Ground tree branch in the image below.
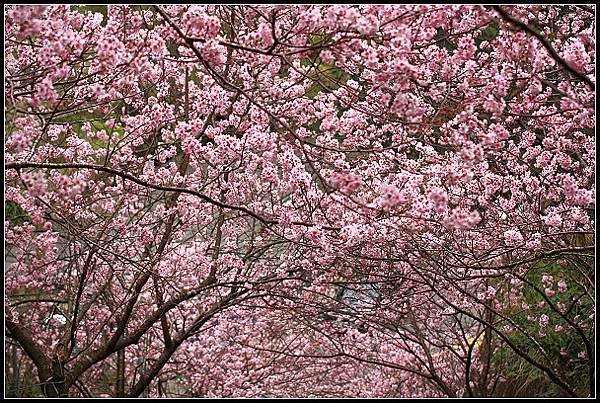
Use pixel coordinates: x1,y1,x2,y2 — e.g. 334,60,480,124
5,315,52,385
493,5,595,90
6,161,271,224
6,161,341,230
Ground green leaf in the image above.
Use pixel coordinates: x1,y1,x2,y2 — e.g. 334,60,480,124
5,201,31,226
476,20,499,46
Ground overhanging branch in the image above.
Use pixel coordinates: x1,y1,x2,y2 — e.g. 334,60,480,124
493,5,595,91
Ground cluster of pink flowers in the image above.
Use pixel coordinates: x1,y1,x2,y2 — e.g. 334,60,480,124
182,6,221,39
330,172,363,194
428,186,448,213
503,229,524,247
3,4,594,398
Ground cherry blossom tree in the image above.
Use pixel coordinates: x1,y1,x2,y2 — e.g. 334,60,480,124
4,4,594,397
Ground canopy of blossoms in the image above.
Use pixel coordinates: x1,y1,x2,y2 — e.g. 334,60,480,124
4,5,595,398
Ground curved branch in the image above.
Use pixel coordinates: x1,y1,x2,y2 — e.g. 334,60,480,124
5,315,52,384
6,161,341,230
6,161,271,224
493,5,595,91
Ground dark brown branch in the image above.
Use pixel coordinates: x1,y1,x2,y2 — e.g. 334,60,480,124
6,161,341,231
493,5,595,91
6,161,271,224
5,315,52,385
575,5,595,14
127,289,247,397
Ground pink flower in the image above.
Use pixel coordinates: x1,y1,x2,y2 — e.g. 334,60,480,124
503,229,523,247
330,172,363,194
427,186,448,213
544,287,555,298
557,280,568,293
526,234,542,251
377,184,402,210
563,39,591,73
445,207,481,230
543,213,563,228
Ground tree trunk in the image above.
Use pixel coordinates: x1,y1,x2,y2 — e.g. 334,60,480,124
116,348,125,397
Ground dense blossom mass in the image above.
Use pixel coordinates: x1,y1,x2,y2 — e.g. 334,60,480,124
4,5,595,398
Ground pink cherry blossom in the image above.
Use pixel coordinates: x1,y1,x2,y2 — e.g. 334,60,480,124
4,4,594,399
504,229,524,247
557,280,568,293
